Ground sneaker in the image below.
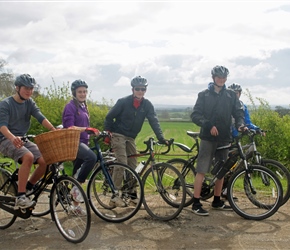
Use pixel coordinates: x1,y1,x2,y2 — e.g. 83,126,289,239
69,205,87,216
15,195,36,209
70,186,84,203
109,195,126,207
212,200,232,210
191,203,209,216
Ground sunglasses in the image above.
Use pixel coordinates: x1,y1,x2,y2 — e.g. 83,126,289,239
134,87,146,92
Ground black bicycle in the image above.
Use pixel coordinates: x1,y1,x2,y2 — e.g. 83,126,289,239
86,130,144,223
127,137,186,221
0,134,91,243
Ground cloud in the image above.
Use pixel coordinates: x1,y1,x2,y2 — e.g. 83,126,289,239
1,1,290,107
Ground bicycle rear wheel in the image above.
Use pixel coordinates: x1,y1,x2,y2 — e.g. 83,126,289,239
167,158,195,207
0,168,17,229
227,165,283,220
260,159,290,206
50,176,91,243
142,162,186,221
87,162,143,223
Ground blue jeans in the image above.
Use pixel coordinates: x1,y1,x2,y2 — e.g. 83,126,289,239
73,142,97,183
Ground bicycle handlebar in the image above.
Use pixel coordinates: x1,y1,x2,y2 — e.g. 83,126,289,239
137,138,174,154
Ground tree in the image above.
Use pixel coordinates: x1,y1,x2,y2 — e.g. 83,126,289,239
0,59,14,98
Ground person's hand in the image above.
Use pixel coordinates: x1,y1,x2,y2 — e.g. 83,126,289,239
12,136,23,149
210,126,219,136
238,125,248,133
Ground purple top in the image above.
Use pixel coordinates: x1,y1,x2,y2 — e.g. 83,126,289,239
62,100,90,144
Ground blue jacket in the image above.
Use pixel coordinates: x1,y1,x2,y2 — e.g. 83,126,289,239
104,94,165,141
232,101,259,137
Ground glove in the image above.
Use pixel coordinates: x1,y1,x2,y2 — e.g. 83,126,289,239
85,127,100,135
104,131,112,145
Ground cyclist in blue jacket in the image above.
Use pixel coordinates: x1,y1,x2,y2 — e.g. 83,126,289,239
228,83,264,137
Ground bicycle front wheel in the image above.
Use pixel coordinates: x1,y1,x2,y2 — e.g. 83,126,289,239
142,162,186,221
50,176,91,243
87,162,143,223
227,165,283,220
32,183,52,217
0,168,17,229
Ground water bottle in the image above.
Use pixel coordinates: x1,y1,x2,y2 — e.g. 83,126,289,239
211,160,224,175
216,154,238,179
135,161,145,174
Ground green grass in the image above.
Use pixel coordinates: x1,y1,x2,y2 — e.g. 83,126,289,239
135,121,200,161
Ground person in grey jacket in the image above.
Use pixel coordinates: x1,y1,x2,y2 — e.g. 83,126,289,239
104,76,167,207
190,65,245,216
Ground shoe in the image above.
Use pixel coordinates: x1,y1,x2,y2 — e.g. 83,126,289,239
70,186,84,203
109,195,126,207
69,205,87,216
15,195,36,209
191,203,209,216
212,200,232,210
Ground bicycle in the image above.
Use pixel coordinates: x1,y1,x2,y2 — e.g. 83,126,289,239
86,129,144,223
0,132,91,243
167,130,283,220
167,129,290,207
127,137,186,221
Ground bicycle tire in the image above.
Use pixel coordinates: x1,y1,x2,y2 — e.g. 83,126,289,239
50,176,91,243
166,158,195,207
227,165,283,220
87,162,143,223
259,159,290,206
142,162,186,221
31,183,52,217
0,168,17,229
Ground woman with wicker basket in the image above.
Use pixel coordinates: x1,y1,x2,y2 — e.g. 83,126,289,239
0,74,56,209
62,79,99,215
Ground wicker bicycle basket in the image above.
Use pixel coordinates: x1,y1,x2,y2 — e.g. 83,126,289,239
34,129,80,165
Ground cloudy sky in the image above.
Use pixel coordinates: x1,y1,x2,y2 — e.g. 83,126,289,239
1,1,290,107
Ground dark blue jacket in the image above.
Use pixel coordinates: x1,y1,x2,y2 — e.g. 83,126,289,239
104,94,165,141
191,83,244,142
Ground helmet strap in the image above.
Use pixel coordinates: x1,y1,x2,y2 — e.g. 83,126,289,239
16,87,28,101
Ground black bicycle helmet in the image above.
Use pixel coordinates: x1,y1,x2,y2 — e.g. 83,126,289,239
71,79,88,91
14,74,37,88
131,76,148,87
211,65,229,78
228,83,242,92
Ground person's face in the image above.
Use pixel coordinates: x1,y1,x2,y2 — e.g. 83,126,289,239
213,76,227,87
18,86,34,99
235,91,242,99
133,86,147,99
75,86,87,102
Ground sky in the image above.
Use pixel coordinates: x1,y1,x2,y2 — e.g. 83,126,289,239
1,1,290,108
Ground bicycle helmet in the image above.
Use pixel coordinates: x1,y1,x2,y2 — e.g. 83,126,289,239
228,83,242,92
14,74,37,88
211,65,229,78
131,76,148,87
71,79,88,91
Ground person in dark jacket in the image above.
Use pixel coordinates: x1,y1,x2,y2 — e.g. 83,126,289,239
190,65,245,216
104,76,167,207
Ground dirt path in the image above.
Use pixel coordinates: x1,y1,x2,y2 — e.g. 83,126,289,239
1,200,290,250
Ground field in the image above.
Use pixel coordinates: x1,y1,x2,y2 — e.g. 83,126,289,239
134,121,200,162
